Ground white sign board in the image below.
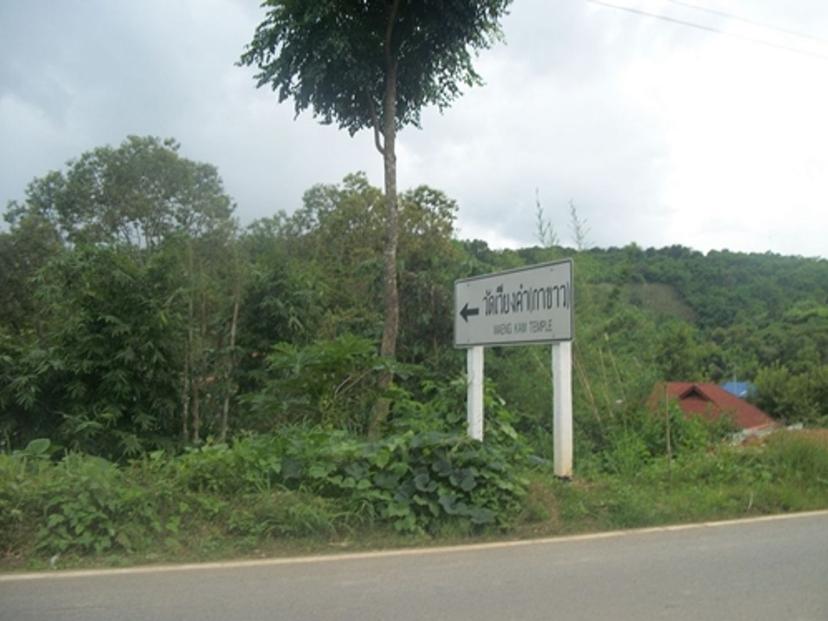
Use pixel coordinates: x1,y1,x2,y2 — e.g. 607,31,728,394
454,259,573,348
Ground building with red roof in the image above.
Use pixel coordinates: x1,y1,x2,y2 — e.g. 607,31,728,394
651,382,777,431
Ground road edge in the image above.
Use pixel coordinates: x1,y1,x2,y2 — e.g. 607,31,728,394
3,508,827,582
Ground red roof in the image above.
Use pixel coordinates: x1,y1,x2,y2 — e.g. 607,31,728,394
651,382,777,430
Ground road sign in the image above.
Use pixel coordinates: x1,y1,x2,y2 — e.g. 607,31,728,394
455,259,575,476
454,259,573,348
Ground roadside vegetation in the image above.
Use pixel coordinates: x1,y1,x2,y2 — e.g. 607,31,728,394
3,418,827,571
2,137,828,571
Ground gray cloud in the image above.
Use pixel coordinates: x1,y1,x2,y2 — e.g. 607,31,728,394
2,0,827,258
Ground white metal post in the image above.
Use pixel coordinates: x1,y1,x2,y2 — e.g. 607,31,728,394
552,341,573,477
467,346,484,441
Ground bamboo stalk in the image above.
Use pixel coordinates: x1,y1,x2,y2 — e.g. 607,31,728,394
596,346,615,418
665,384,673,484
574,342,603,433
605,336,628,404
219,292,240,443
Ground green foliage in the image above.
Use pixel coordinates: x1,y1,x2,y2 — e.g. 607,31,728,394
5,147,828,563
33,455,156,555
653,321,707,381
3,425,828,564
0,413,528,559
240,0,512,134
584,403,735,478
228,491,340,539
7,154,826,459
627,282,697,323
0,212,62,333
543,430,828,533
1,136,245,453
16,438,53,459
755,364,828,426
0,451,163,556
241,173,461,369
396,186,463,368
237,377,529,533
5,136,234,248
268,428,526,534
244,335,407,433
238,226,325,359
602,431,652,478
2,247,182,458
761,432,828,483
240,2,516,387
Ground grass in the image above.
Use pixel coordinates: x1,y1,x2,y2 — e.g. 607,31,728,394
2,429,827,574
627,282,697,323
515,429,828,536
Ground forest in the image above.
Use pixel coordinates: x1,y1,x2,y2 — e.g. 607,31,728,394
1,137,827,565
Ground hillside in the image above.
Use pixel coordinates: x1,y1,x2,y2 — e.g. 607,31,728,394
3,162,828,569
3,169,828,457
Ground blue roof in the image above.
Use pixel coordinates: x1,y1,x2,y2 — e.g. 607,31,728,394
721,381,756,399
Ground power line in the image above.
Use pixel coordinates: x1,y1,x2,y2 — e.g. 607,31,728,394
662,0,828,46
586,0,828,62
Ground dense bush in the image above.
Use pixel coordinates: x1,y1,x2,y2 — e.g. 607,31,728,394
550,430,828,532
755,364,828,426
0,440,163,556
1,247,183,459
242,335,408,434
4,153,828,564
0,406,529,559
4,426,828,564
572,402,736,478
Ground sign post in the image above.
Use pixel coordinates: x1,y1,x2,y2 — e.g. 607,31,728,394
454,259,574,477
467,346,484,441
552,340,573,477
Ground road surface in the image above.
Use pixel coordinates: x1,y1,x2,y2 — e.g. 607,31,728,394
2,511,827,620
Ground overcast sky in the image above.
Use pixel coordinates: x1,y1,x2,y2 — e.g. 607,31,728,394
2,0,827,257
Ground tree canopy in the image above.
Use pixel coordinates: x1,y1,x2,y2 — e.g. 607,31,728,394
3,146,828,455
5,135,234,249
240,0,512,136
241,1,513,434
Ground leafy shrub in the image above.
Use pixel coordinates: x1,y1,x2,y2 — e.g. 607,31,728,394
597,404,736,476
1,376,531,559
173,424,528,535
1,439,59,553
755,364,828,425
243,335,411,433
603,432,651,477
228,491,340,538
33,454,166,555
359,430,526,533
24,247,183,460
0,456,37,554
761,432,828,483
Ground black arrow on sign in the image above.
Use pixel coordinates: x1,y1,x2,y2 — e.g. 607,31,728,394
460,303,480,322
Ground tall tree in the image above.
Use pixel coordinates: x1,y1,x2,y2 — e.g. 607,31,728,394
240,0,512,434
2,246,184,458
3,137,243,450
0,212,62,334
5,135,234,249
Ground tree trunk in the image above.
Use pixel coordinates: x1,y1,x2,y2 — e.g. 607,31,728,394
219,293,240,443
192,285,209,445
368,3,401,438
379,64,399,363
181,367,190,442
192,380,201,445
181,241,195,443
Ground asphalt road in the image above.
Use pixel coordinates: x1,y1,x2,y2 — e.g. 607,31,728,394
2,511,827,621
